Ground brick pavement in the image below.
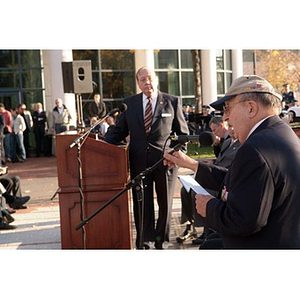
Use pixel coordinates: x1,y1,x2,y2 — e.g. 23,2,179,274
0,156,202,250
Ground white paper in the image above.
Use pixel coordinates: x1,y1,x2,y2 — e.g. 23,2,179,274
178,175,211,195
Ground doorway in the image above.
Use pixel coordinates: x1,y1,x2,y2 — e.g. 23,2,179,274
0,92,21,110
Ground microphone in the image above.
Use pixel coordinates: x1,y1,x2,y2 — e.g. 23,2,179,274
171,131,216,146
108,103,127,117
69,104,128,149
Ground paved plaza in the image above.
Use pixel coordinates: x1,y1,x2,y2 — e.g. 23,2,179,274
0,156,202,250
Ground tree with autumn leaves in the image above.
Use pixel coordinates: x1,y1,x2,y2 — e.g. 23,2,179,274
250,50,300,94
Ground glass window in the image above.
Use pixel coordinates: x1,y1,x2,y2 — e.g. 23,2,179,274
181,72,194,95
91,72,100,93
73,50,135,106
225,50,232,70
23,90,44,105
73,50,99,70
102,71,135,99
0,93,20,111
22,69,42,89
181,50,193,69
216,49,224,69
217,73,225,95
154,50,178,69
157,71,179,95
21,50,41,67
0,70,20,88
0,49,43,115
0,50,18,68
154,50,195,102
226,72,232,90
182,98,194,106
100,50,134,70
216,50,233,98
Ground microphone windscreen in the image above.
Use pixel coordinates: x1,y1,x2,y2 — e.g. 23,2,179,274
198,131,216,146
120,103,127,113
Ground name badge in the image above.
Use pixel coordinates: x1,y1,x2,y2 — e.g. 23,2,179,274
161,113,171,117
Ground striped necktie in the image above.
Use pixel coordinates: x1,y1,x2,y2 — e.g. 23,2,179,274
144,98,152,134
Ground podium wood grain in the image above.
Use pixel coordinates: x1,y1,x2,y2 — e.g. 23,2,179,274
56,132,132,249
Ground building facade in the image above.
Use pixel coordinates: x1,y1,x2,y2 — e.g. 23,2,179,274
0,49,244,149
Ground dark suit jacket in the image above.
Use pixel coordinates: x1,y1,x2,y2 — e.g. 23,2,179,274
105,91,189,175
214,139,240,168
88,101,107,119
201,115,300,249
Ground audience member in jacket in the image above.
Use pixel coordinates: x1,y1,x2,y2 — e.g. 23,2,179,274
32,102,47,157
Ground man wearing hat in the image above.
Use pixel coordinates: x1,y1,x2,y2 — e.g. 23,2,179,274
283,91,300,122
164,75,300,248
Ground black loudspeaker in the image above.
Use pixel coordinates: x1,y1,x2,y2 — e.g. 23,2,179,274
62,60,93,94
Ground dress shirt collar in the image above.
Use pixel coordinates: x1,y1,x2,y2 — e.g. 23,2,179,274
246,115,273,140
143,91,158,114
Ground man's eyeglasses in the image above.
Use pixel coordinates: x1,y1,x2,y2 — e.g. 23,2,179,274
223,100,247,114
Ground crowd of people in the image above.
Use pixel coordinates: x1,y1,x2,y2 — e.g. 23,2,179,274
0,95,119,231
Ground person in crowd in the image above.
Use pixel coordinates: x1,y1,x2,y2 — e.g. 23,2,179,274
0,178,30,229
183,104,196,135
197,105,213,133
176,124,240,245
105,115,116,135
32,102,47,157
0,103,13,163
10,108,26,163
51,98,72,134
0,215,16,230
17,103,33,158
88,93,107,120
90,117,101,135
105,66,189,249
164,75,300,249
209,116,230,157
0,165,30,210
182,104,191,122
0,113,5,166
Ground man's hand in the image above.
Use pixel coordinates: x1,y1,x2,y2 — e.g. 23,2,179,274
163,150,199,172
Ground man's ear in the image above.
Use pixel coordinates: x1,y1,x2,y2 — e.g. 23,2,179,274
247,100,258,118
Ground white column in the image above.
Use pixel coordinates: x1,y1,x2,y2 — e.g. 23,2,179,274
134,50,155,93
232,49,243,79
47,49,76,127
201,50,217,107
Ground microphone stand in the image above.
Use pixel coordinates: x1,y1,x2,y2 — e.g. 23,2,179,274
75,142,183,249
69,112,112,249
70,113,112,149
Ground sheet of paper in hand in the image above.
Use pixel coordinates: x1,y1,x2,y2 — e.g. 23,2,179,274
178,174,210,195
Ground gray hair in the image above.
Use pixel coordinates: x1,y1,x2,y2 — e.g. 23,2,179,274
238,92,282,115
209,116,224,127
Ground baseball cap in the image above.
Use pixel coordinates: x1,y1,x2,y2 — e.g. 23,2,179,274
210,75,282,111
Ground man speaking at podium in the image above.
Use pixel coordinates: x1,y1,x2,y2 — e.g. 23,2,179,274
105,67,189,249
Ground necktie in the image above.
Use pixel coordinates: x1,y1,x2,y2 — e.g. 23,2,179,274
144,98,152,134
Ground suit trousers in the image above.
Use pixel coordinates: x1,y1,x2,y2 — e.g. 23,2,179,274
131,159,178,247
0,174,22,198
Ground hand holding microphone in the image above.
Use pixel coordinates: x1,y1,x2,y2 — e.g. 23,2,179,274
163,149,199,172
107,103,127,117
164,131,215,171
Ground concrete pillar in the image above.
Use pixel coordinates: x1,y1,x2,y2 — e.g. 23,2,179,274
134,50,155,93
45,49,76,127
201,50,217,106
232,49,243,79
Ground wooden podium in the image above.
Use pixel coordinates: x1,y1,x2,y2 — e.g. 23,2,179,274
56,131,132,249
